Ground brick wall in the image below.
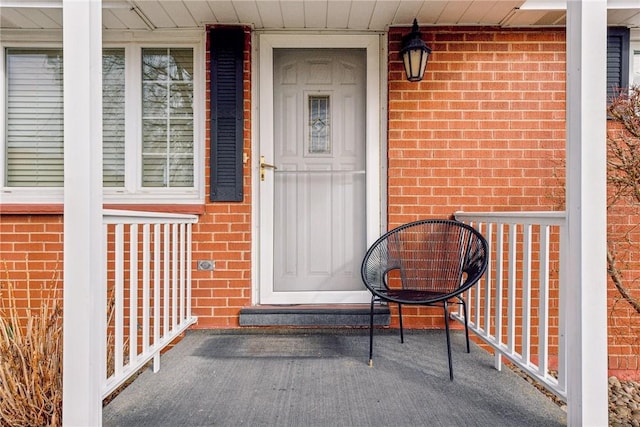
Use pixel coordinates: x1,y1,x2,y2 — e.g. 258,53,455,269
388,26,566,225
0,214,63,265
0,215,63,310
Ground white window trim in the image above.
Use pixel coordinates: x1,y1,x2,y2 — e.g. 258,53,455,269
1,29,206,205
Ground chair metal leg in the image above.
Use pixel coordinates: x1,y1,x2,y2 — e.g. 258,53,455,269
443,301,454,381
458,296,470,353
398,303,404,343
368,297,375,367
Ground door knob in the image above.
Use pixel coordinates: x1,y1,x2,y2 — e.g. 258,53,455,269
260,156,278,181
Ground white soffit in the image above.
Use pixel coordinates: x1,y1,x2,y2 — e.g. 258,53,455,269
521,0,640,10
0,1,638,31
506,0,640,27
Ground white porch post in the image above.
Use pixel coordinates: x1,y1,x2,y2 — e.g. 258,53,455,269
62,0,104,425
565,0,608,425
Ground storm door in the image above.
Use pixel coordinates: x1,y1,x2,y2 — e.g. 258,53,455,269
258,35,380,304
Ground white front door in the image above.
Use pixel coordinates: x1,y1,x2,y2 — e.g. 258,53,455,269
258,35,381,304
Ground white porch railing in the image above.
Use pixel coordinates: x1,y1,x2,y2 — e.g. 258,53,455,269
453,211,567,402
102,209,198,399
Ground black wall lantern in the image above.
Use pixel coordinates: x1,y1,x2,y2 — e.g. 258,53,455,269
400,19,431,82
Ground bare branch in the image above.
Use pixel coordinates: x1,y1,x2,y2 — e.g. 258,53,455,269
607,250,640,314
606,85,640,316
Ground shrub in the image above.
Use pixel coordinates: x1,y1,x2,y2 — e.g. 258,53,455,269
0,266,62,427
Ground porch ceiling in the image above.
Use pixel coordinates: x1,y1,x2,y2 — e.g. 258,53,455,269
0,0,638,31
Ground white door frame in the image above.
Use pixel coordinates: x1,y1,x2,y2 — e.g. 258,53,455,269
253,33,382,304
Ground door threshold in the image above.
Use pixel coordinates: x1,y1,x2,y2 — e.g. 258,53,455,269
239,304,390,327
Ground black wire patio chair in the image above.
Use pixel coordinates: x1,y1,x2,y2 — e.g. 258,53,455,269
361,219,489,380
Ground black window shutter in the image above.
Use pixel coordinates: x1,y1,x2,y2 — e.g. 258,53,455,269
607,27,630,101
210,28,244,202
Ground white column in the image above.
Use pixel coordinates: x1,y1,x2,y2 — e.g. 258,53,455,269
565,0,608,426
62,0,104,425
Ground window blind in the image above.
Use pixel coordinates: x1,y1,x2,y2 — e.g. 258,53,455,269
6,49,64,187
103,48,125,187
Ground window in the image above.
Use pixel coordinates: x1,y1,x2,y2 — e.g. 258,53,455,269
141,48,194,188
2,36,203,204
103,48,125,187
5,49,64,187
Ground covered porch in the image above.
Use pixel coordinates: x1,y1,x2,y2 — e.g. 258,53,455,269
102,329,566,427
96,208,571,425
3,0,639,426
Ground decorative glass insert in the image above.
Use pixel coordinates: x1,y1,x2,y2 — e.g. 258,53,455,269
308,95,330,154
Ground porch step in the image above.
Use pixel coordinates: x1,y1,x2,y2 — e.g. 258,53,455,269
239,304,390,327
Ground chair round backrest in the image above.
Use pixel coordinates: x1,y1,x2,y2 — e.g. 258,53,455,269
361,219,488,304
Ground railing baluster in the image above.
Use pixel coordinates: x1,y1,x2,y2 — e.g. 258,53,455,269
472,222,482,331
522,224,532,365
172,223,178,331
142,224,150,353
129,224,138,367
558,221,569,396
153,223,161,373
186,223,193,320
484,222,493,338
494,222,505,371
539,224,550,378
163,224,170,337
114,224,124,378
507,223,517,355
179,223,186,324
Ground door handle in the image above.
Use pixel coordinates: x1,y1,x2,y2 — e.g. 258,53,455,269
260,156,278,181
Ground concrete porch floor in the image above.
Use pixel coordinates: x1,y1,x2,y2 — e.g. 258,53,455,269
103,329,566,427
